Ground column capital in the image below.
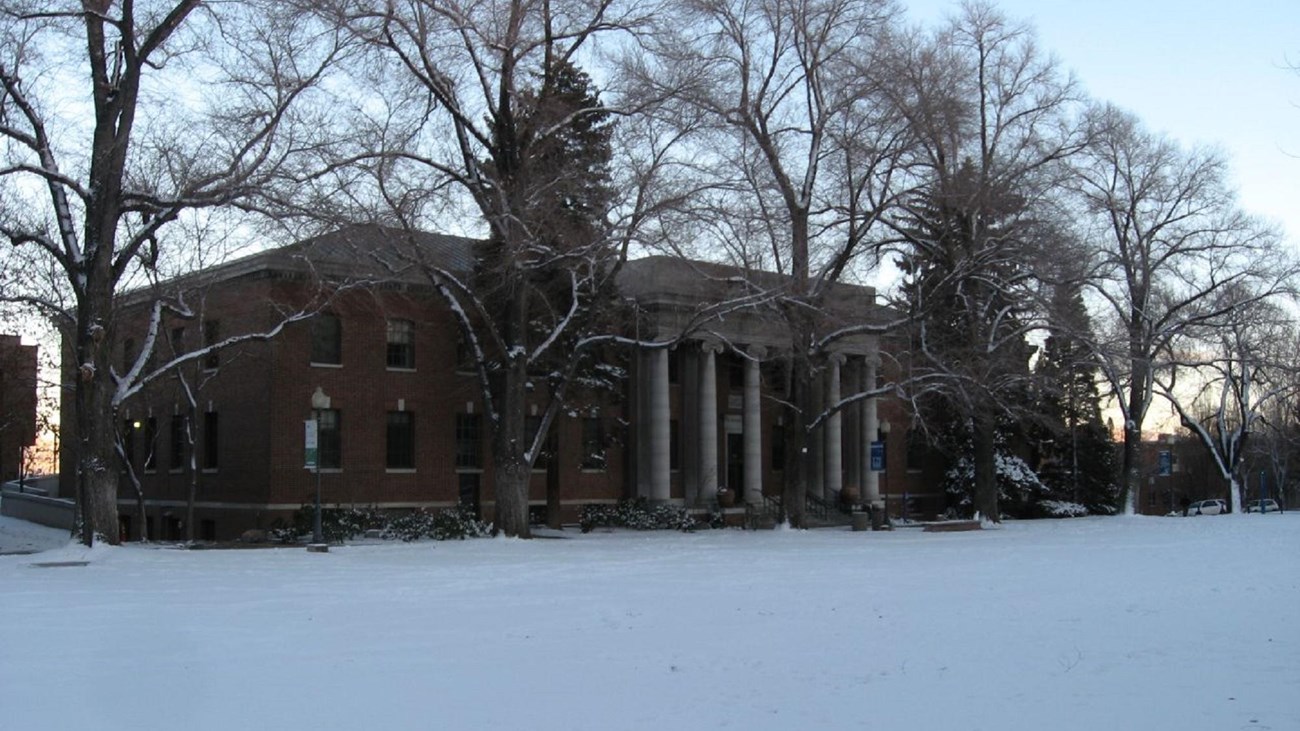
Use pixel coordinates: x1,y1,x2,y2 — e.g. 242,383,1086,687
696,336,724,354
747,345,768,360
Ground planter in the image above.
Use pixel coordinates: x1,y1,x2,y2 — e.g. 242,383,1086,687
716,489,736,508
840,485,860,507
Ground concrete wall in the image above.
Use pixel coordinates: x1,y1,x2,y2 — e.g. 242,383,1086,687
0,486,75,531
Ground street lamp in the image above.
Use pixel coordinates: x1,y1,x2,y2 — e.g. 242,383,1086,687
311,386,331,545
874,420,891,529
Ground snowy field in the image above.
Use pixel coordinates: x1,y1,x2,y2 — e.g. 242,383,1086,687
2,514,1297,731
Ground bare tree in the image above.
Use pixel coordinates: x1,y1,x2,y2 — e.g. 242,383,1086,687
1159,296,1297,513
1250,351,1300,510
881,2,1088,521
1072,103,1297,515
632,0,909,526
322,0,700,537
0,1,350,544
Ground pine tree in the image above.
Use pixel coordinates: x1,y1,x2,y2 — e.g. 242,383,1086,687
1032,282,1119,513
899,160,1038,519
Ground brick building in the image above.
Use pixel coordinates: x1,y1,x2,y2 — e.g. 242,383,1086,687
60,225,941,540
0,334,38,483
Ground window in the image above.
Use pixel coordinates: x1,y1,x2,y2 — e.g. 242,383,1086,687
203,320,220,370
458,473,480,516
121,420,136,469
169,416,186,471
386,319,415,369
386,411,415,469
727,354,745,388
144,417,158,471
203,411,219,470
762,360,788,396
905,429,926,472
667,349,680,384
581,417,606,470
455,413,481,469
317,409,341,469
122,338,137,374
770,424,786,471
170,326,186,355
310,313,342,365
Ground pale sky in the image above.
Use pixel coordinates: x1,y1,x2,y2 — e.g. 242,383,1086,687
905,0,1300,247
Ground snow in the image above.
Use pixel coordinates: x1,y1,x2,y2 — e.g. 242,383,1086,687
0,513,69,555
2,514,1297,730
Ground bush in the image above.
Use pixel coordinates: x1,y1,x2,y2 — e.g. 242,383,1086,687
580,498,698,532
378,507,492,541
275,505,492,543
1036,500,1090,518
431,506,494,540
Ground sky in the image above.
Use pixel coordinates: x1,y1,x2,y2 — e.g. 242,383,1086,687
904,1,1300,246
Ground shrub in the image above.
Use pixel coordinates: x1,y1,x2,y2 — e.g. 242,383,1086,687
431,506,494,540
580,498,698,532
1036,500,1090,518
380,507,493,542
275,505,492,543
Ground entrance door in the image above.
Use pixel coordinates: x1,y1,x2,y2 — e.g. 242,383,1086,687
726,433,744,493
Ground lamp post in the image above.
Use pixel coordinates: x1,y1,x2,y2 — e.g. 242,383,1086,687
310,386,331,545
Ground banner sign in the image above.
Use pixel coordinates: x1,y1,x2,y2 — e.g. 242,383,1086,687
304,419,318,470
870,441,886,472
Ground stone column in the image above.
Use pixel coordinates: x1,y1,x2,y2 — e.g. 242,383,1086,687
852,356,867,503
698,341,720,505
743,346,765,505
649,347,671,502
863,354,882,510
824,353,844,500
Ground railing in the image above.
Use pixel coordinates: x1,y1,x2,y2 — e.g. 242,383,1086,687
805,491,834,521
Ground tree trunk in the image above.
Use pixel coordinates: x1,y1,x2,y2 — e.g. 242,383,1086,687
134,484,148,542
546,453,561,530
1228,476,1244,515
186,446,199,542
492,359,532,538
75,298,122,546
972,412,998,522
1121,422,1142,516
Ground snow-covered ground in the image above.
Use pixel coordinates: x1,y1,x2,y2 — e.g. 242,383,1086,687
2,514,1297,731
0,510,69,555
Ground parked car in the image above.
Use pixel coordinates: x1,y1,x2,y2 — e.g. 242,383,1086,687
1245,499,1280,513
1188,499,1228,515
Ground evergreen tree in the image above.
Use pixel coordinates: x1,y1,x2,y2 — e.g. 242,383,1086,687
1032,282,1119,513
899,160,1039,519
465,56,621,535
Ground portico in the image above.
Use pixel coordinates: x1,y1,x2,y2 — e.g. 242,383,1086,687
620,256,888,510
